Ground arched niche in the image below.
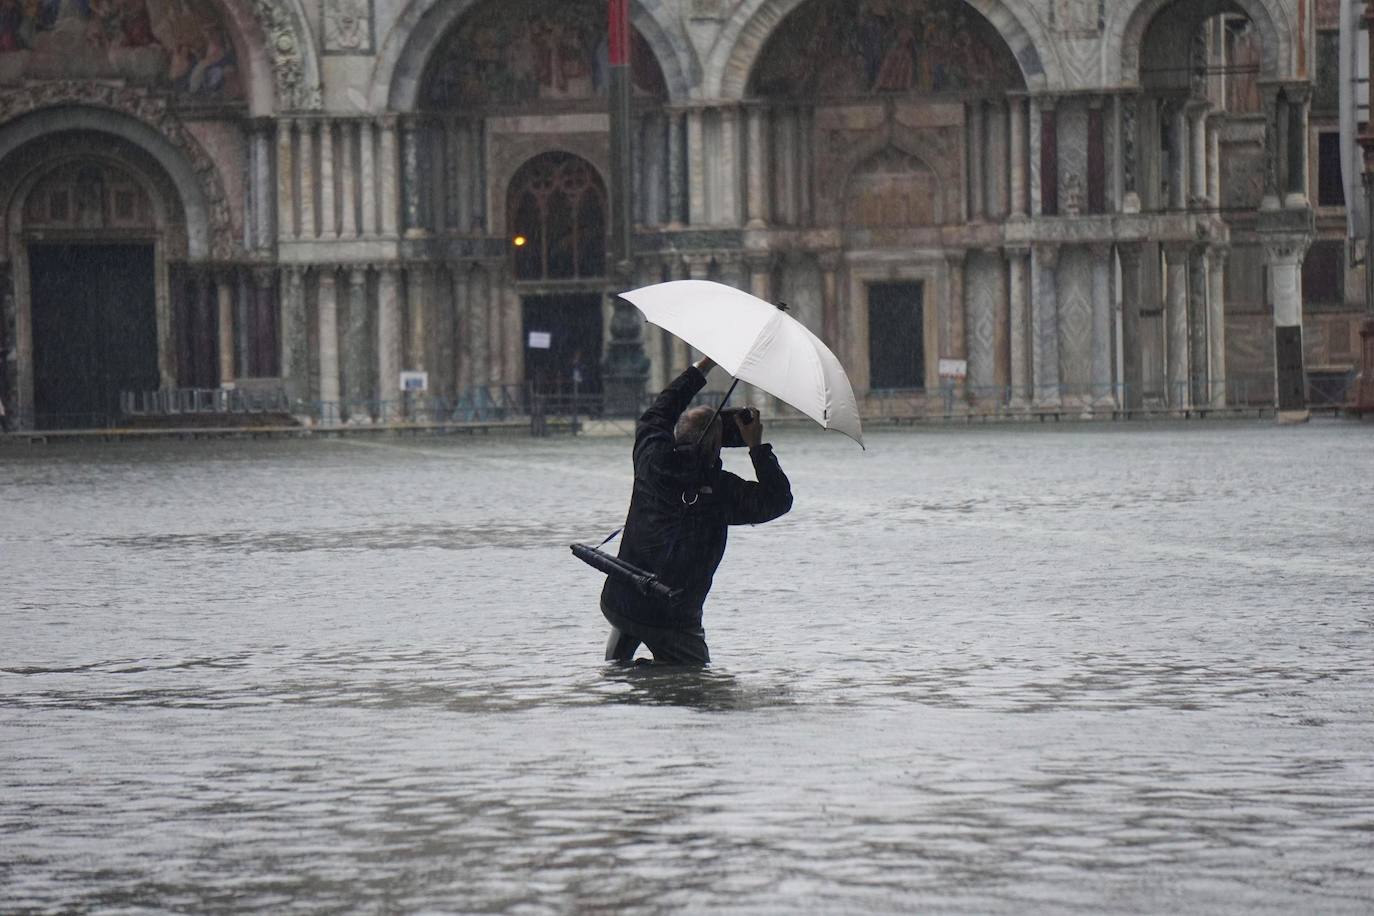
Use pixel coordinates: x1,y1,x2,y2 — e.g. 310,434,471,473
1109,0,1290,88
420,0,667,112
0,129,200,425
844,147,946,229
371,0,689,112
0,106,216,259
748,0,1027,101
507,151,607,282
713,0,1052,100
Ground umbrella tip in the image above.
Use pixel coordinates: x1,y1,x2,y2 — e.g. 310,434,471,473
776,301,790,312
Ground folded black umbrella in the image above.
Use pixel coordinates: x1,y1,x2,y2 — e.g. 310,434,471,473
570,543,682,604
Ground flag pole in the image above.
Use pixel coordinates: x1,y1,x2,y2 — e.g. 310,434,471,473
603,0,650,417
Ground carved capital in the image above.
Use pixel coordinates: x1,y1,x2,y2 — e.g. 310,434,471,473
249,0,320,111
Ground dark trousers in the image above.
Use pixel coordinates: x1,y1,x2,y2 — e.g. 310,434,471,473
601,601,710,666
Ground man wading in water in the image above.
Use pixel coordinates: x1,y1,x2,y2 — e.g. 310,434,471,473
601,355,794,665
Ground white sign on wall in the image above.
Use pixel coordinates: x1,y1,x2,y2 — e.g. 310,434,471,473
528,331,552,349
400,371,429,392
938,358,968,380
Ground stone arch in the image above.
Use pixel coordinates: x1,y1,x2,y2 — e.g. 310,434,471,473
0,100,227,260
843,147,947,228
369,0,694,111
507,150,608,281
710,0,1058,100
818,126,960,228
2,139,187,261
1108,0,1292,87
490,140,611,241
237,0,322,111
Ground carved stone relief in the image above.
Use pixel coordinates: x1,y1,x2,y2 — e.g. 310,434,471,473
323,0,374,55
0,83,235,258
249,0,320,110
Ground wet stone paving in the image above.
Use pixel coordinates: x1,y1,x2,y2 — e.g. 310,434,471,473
1,421,1372,913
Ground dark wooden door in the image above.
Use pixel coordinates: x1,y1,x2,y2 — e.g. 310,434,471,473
29,243,158,428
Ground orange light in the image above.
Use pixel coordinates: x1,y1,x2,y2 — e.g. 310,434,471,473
512,235,528,248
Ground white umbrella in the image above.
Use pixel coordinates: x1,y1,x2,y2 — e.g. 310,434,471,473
620,279,864,447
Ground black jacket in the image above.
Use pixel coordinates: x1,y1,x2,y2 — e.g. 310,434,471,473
601,366,793,628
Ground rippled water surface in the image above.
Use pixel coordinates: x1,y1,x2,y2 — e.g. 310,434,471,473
3,422,1373,914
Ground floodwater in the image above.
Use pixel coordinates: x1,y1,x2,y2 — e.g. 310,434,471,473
1,421,1372,914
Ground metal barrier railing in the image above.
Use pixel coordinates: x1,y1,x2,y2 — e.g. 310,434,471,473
120,388,290,416
4,373,1365,435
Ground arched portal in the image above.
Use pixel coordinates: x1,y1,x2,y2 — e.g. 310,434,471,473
746,0,1028,399
507,152,608,400
1126,0,1299,411
1,133,191,429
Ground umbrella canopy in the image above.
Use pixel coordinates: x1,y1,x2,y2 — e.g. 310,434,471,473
621,280,864,447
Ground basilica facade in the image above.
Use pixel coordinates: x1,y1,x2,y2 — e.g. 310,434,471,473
0,0,1354,428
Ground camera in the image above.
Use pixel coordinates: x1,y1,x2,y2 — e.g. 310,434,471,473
718,407,757,448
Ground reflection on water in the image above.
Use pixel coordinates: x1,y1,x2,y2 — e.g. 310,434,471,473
2,423,1373,914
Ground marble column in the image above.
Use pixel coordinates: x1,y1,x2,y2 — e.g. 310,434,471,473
379,117,400,237
401,120,425,236
1208,247,1228,407
319,119,337,239
1038,96,1058,215
443,119,462,232
1206,116,1222,207
1263,235,1311,416
279,266,308,403
1121,94,1141,213
450,262,471,392
317,268,341,422
340,121,358,238
252,268,276,378
503,271,521,388
408,264,430,374
275,119,295,240
344,267,370,422
1261,85,1282,211
1090,243,1114,407
1028,96,1043,216
251,123,273,250
298,119,316,238
1188,246,1210,406
1118,244,1144,410
1169,101,1189,210
745,104,769,228
1189,103,1208,206
968,101,985,221
686,108,706,225
1031,244,1061,406
1009,96,1028,218
216,271,235,387
667,110,687,227
359,120,377,237
377,267,401,419
1163,243,1190,408
1007,245,1030,405
718,106,741,225
469,263,490,386
486,264,504,384
987,100,1008,218
1284,85,1311,208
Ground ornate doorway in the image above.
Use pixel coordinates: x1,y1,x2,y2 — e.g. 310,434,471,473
29,243,158,428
